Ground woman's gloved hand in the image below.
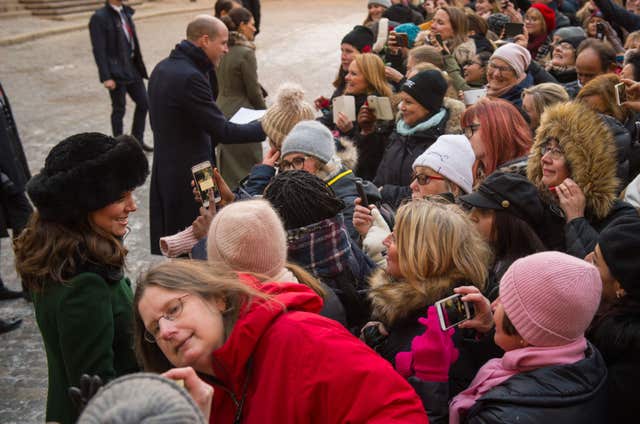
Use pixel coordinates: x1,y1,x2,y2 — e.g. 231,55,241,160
395,306,459,382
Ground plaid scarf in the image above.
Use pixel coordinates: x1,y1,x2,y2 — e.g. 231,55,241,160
287,215,352,279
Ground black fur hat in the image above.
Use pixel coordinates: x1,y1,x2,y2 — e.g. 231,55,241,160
27,133,149,224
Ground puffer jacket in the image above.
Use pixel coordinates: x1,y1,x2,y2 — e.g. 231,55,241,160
463,343,608,424
527,101,639,258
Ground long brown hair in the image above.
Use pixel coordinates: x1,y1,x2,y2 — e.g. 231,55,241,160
14,211,128,291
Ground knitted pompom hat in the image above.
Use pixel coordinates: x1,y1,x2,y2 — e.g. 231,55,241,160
77,373,206,424
499,251,602,347
261,83,316,150
27,133,149,224
207,199,287,279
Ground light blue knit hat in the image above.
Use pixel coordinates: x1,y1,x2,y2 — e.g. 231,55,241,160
281,120,336,164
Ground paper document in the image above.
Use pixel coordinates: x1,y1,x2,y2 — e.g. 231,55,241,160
332,95,356,123
229,107,267,124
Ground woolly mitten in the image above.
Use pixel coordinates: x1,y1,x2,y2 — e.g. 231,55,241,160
395,306,459,382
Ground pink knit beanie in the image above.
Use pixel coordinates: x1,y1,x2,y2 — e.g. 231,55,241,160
499,252,602,347
206,199,287,279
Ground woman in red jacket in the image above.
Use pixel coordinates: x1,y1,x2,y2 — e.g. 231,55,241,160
134,259,428,423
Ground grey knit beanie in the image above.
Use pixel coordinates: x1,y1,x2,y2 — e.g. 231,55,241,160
77,373,206,424
281,120,336,164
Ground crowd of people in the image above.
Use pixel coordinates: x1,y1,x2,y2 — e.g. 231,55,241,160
3,0,640,422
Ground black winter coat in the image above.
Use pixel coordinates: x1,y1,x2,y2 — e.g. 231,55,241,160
463,343,608,424
148,40,265,254
372,111,449,188
88,3,148,83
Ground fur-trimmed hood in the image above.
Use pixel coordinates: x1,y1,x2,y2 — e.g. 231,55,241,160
228,31,255,50
443,97,464,135
527,102,619,220
335,137,358,171
368,269,455,327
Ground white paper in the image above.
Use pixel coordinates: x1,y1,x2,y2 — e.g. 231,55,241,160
332,95,356,123
229,107,267,124
463,88,487,106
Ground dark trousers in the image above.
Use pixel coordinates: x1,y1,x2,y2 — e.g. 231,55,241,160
109,77,148,143
0,190,32,287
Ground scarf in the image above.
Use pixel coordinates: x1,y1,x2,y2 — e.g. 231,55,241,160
228,31,256,50
486,73,526,99
286,215,352,278
449,337,587,424
396,108,446,136
527,33,548,59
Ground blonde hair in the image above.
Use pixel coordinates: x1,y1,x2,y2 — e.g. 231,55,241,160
394,199,491,300
353,53,394,97
577,73,629,123
522,83,570,122
133,259,268,372
625,30,640,49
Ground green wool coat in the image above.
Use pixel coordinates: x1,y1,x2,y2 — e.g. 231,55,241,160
33,272,139,424
216,33,266,189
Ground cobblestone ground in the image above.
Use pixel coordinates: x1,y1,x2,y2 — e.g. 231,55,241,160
0,0,361,421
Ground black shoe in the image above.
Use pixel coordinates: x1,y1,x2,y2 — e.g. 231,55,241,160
0,286,24,301
139,142,154,153
0,317,22,334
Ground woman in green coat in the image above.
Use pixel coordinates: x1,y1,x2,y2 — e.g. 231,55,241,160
14,133,148,424
217,7,266,189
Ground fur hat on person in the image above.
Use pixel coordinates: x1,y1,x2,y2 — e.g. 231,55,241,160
207,199,287,279
368,0,391,8
27,133,149,224
264,170,345,230
500,251,602,347
530,3,556,33
401,70,448,113
77,373,206,423
341,25,374,52
281,120,336,164
527,101,619,220
491,43,532,79
598,215,640,301
261,83,316,150
412,135,474,194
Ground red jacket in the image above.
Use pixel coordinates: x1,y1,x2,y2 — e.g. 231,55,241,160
205,280,428,423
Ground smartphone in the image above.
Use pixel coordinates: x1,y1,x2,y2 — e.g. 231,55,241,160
596,22,605,40
504,23,524,38
355,180,369,206
435,293,472,331
395,32,409,48
435,33,444,48
191,161,220,208
615,82,626,106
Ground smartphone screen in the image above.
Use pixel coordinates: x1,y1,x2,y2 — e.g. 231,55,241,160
191,161,220,208
435,294,471,331
396,32,409,48
615,82,626,105
504,23,523,38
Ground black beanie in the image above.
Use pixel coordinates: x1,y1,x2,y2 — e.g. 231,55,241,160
27,132,149,224
264,170,345,230
341,25,374,52
382,4,414,24
598,215,640,301
401,70,448,113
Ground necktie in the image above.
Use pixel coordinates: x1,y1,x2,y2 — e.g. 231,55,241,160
120,10,135,52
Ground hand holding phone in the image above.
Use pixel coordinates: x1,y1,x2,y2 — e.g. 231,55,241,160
615,82,627,106
596,22,605,40
191,161,221,208
395,32,409,48
355,180,369,207
435,293,473,331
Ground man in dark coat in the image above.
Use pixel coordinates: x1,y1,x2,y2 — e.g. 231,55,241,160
0,81,30,332
89,0,153,151
148,15,266,255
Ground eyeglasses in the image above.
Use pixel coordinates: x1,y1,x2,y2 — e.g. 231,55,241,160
463,123,481,139
540,139,564,160
279,156,309,171
487,61,514,75
411,172,445,185
144,294,190,343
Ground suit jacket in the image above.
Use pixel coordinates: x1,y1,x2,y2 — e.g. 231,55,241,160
88,2,148,83
147,40,265,254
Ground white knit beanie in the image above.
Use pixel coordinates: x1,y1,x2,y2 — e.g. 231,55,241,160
207,199,287,279
491,43,532,79
412,135,475,194
281,120,336,164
